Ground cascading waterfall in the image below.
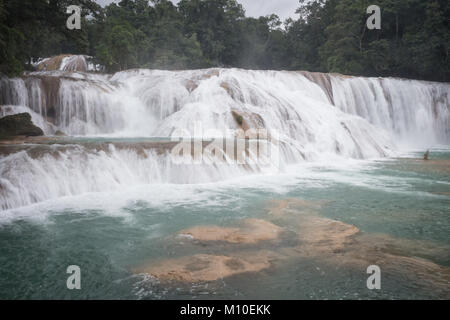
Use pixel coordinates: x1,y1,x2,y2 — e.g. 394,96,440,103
0,68,449,211
1,69,448,144
0,142,269,211
331,76,450,147
59,55,88,72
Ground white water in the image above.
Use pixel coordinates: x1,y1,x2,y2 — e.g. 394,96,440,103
32,55,99,72
0,69,449,211
0,143,265,211
331,76,450,148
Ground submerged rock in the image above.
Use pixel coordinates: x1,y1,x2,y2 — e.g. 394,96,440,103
133,251,276,282
135,198,450,295
0,113,44,138
178,219,283,244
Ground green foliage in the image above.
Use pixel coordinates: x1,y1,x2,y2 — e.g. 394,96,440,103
96,24,140,71
0,0,447,81
92,0,206,71
314,0,449,81
178,0,245,66
0,0,99,76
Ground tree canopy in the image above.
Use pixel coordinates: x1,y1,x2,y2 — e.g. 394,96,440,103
0,0,448,82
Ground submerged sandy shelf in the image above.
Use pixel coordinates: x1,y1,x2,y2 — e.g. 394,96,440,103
132,199,450,296
178,219,283,244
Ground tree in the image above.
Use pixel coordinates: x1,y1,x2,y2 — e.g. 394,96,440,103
318,0,368,75
0,0,101,76
0,0,447,81
178,0,245,66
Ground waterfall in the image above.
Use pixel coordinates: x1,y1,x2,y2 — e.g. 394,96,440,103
331,76,450,147
0,142,273,211
59,55,88,72
1,69,447,145
33,54,95,72
1,68,449,210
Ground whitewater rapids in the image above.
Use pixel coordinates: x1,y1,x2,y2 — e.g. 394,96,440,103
0,68,449,210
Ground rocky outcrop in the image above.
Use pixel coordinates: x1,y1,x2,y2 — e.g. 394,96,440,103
0,113,44,138
54,130,66,136
36,54,88,72
298,71,335,104
36,55,70,71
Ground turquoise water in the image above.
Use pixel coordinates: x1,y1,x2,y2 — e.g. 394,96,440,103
0,150,449,300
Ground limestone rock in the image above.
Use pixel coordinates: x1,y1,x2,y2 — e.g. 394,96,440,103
0,113,44,138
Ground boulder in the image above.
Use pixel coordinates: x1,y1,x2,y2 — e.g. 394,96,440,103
0,113,44,138
54,130,67,136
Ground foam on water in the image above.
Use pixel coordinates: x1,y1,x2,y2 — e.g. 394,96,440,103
2,151,446,224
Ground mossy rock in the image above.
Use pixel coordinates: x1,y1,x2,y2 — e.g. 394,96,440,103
0,113,44,139
54,130,67,136
232,111,244,127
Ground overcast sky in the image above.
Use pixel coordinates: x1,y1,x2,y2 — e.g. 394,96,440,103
95,0,300,20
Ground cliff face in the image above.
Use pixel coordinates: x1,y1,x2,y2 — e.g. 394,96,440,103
0,113,44,138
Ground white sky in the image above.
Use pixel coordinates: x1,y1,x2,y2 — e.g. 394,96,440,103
95,0,300,20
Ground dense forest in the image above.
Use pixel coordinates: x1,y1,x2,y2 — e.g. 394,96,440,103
0,0,448,82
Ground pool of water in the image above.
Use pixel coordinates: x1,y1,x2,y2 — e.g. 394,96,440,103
0,149,449,300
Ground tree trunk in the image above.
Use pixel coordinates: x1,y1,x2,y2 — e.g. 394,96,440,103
359,26,366,53
395,13,399,45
